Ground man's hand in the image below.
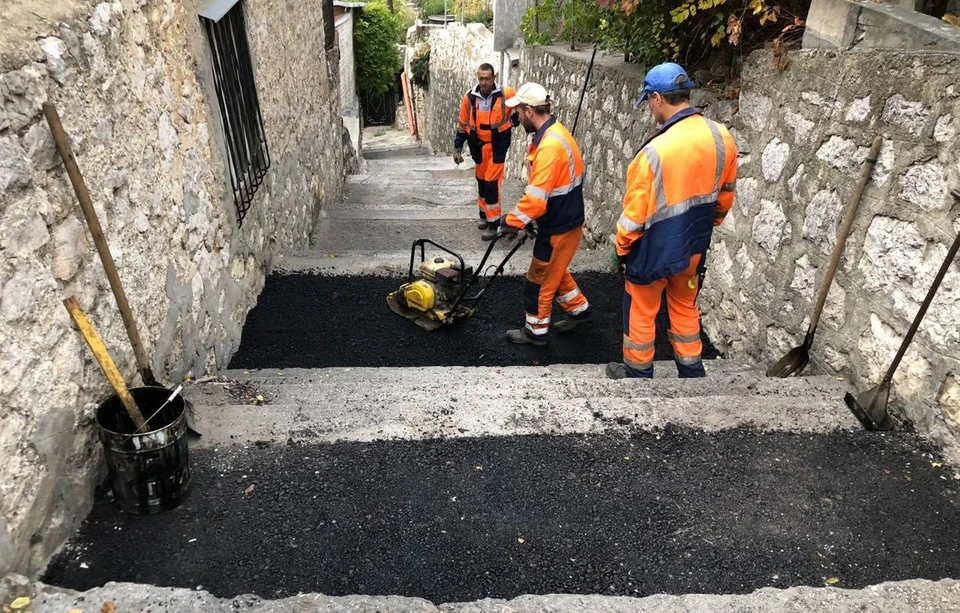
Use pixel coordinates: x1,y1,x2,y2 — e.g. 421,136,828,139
610,247,626,274
453,149,464,165
497,223,520,237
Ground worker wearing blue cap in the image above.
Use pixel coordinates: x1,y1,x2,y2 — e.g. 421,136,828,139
607,62,739,380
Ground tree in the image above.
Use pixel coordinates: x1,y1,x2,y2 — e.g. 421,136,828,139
355,1,403,97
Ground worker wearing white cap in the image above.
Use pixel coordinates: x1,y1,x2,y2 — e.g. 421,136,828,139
497,83,592,346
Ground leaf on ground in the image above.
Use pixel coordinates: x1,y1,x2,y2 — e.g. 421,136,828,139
826,577,840,585
10,598,30,610
244,483,256,495
932,461,943,468
101,603,117,613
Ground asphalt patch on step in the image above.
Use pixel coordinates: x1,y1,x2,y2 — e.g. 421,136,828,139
228,272,719,369
44,427,960,602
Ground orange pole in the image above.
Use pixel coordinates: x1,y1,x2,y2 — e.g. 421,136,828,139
401,72,417,137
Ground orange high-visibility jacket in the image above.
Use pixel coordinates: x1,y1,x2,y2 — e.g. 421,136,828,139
454,85,517,163
505,116,585,237
616,108,737,284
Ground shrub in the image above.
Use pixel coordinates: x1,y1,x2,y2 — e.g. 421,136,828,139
410,44,431,89
520,0,810,77
355,0,404,97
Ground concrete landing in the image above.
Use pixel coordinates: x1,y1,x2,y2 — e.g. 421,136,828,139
307,148,532,270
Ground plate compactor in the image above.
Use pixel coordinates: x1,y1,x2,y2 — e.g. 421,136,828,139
387,231,532,331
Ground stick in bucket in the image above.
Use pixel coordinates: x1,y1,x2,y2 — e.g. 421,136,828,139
63,296,148,431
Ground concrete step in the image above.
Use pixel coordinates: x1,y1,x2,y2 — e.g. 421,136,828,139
362,143,430,159
274,245,610,275
183,362,860,448
365,155,477,177
17,566,960,612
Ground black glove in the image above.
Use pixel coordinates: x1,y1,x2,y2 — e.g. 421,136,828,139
453,149,464,165
497,224,520,237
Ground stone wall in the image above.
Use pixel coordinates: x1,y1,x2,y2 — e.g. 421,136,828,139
0,0,344,578
504,45,735,246
335,11,359,117
702,49,960,448
405,23,501,155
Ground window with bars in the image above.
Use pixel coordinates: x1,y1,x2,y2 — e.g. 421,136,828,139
199,0,270,228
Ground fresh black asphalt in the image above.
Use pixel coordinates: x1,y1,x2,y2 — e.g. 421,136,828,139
44,427,960,602
228,272,719,369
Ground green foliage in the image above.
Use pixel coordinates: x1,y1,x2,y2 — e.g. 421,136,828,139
520,0,810,77
419,0,493,26
395,2,418,42
421,0,450,17
355,0,404,97
410,44,431,89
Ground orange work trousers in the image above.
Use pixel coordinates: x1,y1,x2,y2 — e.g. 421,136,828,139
523,227,590,339
475,143,505,225
622,254,705,378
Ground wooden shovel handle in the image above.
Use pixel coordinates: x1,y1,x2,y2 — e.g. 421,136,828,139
806,136,883,342
63,296,148,431
43,102,156,387
881,191,960,383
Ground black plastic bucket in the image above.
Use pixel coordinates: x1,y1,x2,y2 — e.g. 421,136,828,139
95,385,191,514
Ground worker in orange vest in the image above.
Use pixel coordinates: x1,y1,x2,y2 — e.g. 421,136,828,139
453,63,519,241
608,62,738,379
497,83,592,346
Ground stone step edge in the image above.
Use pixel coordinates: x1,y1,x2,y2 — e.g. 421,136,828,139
185,389,860,449
212,362,773,381
7,574,960,613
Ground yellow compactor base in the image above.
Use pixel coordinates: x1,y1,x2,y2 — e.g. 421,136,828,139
386,292,475,332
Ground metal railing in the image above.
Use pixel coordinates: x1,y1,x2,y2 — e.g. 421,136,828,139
201,1,271,228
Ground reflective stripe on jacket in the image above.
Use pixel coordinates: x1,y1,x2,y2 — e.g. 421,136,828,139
454,85,516,147
506,116,585,237
616,108,738,285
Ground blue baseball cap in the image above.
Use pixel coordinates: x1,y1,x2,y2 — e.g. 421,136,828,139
634,62,696,108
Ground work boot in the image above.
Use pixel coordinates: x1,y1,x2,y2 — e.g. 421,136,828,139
553,307,594,333
477,219,489,230
506,329,548,347
605,362,628,380
480,226,498,241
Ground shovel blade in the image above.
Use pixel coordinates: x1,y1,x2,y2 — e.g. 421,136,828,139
844,382,894,431
766,346,810,378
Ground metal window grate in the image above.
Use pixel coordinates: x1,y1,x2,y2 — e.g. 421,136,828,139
200,0,270,228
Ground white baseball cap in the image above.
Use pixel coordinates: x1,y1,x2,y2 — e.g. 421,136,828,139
505,83,551,108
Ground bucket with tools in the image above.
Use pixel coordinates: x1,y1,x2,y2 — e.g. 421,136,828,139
47,101,195,513
96,385,191,514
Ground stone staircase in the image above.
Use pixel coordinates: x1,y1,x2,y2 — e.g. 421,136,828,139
22,148,960,612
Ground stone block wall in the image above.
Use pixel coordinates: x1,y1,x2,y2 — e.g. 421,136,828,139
0,0,344,578
504,45,735,246
405,23,500,155
701,49,959,447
